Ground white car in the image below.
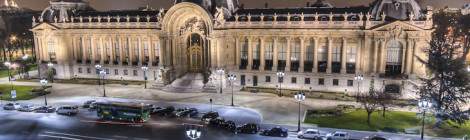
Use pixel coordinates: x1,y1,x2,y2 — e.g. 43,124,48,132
3,103,21,110
298,129,321,139
326,131,350,140
56,105,79,115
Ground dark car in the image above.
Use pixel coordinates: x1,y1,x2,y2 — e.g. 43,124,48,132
208,117,225,128
260,126,288,137
150,105,163,114
154,106,175,116
35,106,56,113
201,111,219,122
176,108,198,118
82,100,96,108
237,123,259,134
223,120,237,133
3,103,20,110
362,135,390,140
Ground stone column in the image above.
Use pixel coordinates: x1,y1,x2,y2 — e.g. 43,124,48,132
272,37,278,71
119,36,124,66
91,36,96,64
285,37,291,72
260,37,265,71
356,38,362,74
139,37,145,66
100,37,105,64
373,39,379,73
148,36,154,66
327,37,332,74
341,38,347,74
379,39,386,74
82,36,87,63
159,36,165,67
299,37,305,73
313,37,318,73
247,37,253,70
401,40,408,74
235,36,240,70
405,39,414,74
109,37,114,64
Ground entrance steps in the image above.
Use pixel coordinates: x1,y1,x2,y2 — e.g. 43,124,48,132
162,73,206,93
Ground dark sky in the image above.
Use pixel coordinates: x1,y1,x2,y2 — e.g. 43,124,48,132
14,0,469,11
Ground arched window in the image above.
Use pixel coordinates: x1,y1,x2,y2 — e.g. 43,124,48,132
252,39,260,70
278,38,287,71
240,38,248,69
305,39,314,72
386,40,403,76
264,39,274,70
290,38,301,71
317,40,328,73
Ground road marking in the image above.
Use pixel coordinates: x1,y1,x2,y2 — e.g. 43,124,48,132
44,131,115,140
38,134,82,140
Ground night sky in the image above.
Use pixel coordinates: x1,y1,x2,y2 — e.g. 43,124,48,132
14,0,469,11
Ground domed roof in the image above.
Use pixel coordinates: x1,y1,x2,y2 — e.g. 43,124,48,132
370,0,422,20
40,0,93,22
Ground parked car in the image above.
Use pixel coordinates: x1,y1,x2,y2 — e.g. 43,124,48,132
298,129,321,139
260,126,288,137
208,117,225,128
3,103,20,110
154,106,175,117
201,111,219,122
236,123,259,134
176,108,198,118
326,131,350,140
35,106,56,113
56,105,79,116
223,120,237,133
17,104,37,112
82,100,96,108
362,135,390,140
150,105,163,114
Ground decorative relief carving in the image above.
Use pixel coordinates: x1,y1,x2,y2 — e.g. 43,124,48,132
390,25,403,39
179,17,206,36
214,7,225,26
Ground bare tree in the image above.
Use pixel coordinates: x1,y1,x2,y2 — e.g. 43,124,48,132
356,79,380,125
377,90,397,118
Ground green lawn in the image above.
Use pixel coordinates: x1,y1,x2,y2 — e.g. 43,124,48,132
305,109,470,137
0,69,16,78
0,84,40,100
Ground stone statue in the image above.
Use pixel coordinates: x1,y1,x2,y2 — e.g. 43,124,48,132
214,7,225,26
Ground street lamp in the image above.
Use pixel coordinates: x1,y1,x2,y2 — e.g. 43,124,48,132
95,64,102,85
40,79,48,106
295,92,305,132
21,55,29,79
276,71,285,97
47,62,54,83
99,70,107,97
354,74,364,93
216,68,225,94
227,74,236,106
141,66,149,89
418,100,432,140
4,62,11,81
186,128,202,140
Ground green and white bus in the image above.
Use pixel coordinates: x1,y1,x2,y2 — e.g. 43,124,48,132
95,101,152,123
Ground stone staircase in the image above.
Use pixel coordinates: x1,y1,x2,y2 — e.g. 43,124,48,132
162,73,207,93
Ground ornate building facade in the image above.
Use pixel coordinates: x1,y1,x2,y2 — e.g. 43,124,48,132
32,0,433,97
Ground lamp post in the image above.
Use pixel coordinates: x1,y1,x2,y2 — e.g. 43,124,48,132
354,74,364,93
418,100,432,140
186,127,202,140
216,68,225,94
141,66,149,89
40,79,48,106
99,70,107,97
94,64,102,84
227,74,236,106
276,71,285,97
4,62,11,81
295,92,305,132
47,62,54,83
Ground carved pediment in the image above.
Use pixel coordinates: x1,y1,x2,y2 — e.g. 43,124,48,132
179,17,206,36
371,21,423,32
31,23,59,31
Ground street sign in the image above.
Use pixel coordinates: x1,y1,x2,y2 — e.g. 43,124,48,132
11,90,16,99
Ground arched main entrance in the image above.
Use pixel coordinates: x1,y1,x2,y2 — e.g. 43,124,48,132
385,40,403,76
188,33,203,72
